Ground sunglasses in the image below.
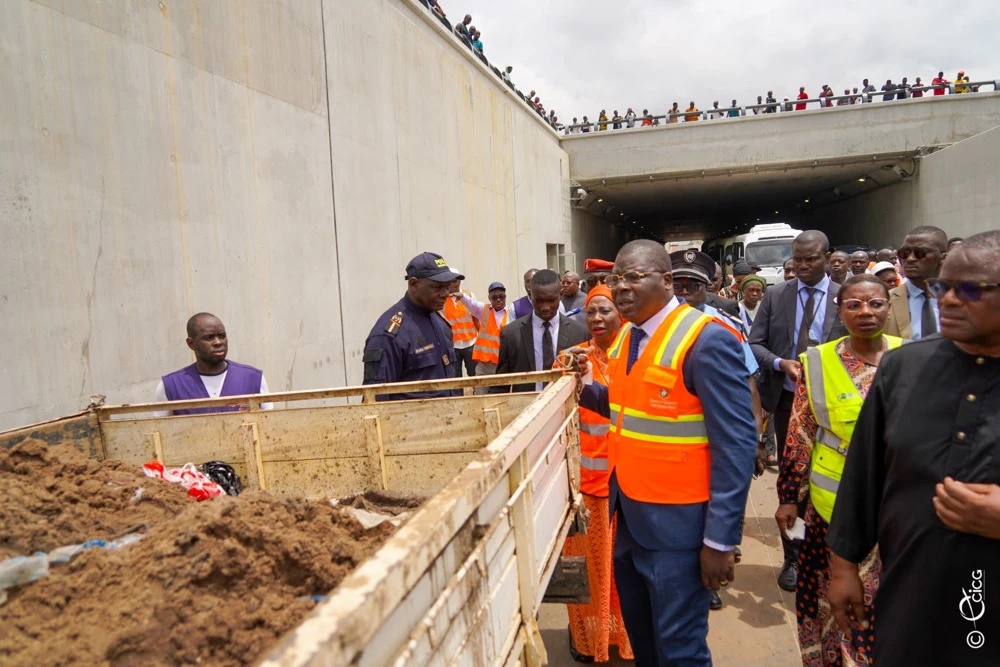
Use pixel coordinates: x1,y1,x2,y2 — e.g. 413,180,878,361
926,279,1000,302
489,293,506,300
838,298,889,312
897,246,938,261
606,270,662,288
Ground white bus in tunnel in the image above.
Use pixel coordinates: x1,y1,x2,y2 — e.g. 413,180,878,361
703,223,802,285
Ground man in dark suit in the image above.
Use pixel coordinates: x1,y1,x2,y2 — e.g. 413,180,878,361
493,269,589,393
749,230,847,591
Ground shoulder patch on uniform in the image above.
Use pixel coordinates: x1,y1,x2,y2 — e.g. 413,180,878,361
363,349,383,363
385,311,403,335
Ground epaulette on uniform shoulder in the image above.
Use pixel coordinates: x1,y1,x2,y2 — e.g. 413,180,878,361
385,311,404,335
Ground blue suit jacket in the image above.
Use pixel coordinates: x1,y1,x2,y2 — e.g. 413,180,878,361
581,321,757,551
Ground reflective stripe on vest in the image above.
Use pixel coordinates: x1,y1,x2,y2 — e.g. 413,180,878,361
802,335,903,522
606,305,717,504
444,297,478,343
580,421,610,436
472,305,508,364
581,455,609,471
579,350,612,496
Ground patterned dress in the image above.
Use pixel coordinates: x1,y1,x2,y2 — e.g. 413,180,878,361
777,340,883,667
563,341,634,662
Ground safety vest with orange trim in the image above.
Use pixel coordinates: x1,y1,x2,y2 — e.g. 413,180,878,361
472,305,508,364
443,296,478,345
579,348,612,497
606,304,715,504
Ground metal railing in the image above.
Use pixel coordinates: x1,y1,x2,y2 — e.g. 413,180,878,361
562,80,1000,133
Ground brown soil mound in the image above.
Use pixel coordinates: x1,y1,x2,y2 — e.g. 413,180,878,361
0,442,396,666
0,439,192,559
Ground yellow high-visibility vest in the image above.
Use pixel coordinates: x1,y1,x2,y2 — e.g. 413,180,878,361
802,335,903,522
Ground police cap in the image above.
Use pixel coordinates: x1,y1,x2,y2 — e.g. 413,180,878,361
405,252,465,282
669,249,714,284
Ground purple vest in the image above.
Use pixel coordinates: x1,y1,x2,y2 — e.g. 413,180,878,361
161,360,263,415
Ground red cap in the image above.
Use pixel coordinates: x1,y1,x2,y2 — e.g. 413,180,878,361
583,258,614,272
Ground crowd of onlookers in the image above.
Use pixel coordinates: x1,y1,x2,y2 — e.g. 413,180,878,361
422,1,566,130
565,70,983,134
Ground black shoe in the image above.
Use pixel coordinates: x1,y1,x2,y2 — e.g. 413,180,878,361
778,560,798,592
709,588,723,610
734,546,742,563
568,628,594,663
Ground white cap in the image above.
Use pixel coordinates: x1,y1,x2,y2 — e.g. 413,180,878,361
872,261,896,275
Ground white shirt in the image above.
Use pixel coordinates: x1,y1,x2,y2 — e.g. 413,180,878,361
531,313,561,391
153,371,273,417
459,293,511,330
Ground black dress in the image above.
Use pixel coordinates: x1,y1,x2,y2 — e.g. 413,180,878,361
827,336,1000,666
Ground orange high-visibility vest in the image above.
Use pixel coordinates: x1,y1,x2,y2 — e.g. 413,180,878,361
443,296,477,345
472,305,508,364
606,304,714,504
579,349,611,497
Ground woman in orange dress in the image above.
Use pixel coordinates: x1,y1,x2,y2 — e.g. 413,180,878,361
563,285,634,663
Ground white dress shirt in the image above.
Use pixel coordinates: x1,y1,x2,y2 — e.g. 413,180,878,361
459,293,510,329
531,313,561,390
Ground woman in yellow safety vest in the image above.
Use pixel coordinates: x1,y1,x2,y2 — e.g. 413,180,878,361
560,285,633,663
775,274,903,667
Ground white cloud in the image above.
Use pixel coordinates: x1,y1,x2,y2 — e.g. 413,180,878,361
451,0,998,121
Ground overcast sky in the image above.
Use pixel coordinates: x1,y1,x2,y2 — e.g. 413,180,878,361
455,0,999,121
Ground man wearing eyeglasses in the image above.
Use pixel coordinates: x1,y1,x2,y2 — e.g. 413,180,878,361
884,225,948,340
454,282,511,390
827,229,1000,666
749,230,848,592
572,241,757,666
582,257,614,292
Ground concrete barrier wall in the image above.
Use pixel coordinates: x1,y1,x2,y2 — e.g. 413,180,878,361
795,126,1000,247
0,0,623,429
0,0,342,430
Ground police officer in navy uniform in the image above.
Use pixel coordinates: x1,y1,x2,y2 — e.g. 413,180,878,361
363,252,464,401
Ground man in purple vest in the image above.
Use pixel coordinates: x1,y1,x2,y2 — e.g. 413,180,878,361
154,312,272,416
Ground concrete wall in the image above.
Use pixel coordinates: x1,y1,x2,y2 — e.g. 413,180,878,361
0,0,620,429
564,93,1000,184
570,209,635,268
795,126,1000,247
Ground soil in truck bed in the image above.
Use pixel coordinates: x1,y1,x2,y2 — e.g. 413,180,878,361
0,440,397,666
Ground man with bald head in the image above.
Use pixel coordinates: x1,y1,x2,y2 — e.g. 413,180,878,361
155,313,271,416
750,230,847,590
574,240,756,665
511,268,538,319
561,270,587,318
849,251,870,276
828,230,1000,665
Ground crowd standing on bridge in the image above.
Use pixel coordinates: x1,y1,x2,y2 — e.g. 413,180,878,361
565,69,984,133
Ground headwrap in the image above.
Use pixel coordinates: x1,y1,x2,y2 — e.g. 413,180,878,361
585,285,624,322
740,275,767,292
732,259,753,277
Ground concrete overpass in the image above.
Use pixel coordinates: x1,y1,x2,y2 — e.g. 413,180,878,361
563,93,1000,243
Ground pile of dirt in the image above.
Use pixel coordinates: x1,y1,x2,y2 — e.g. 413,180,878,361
0,439,192,559
0,441,397,666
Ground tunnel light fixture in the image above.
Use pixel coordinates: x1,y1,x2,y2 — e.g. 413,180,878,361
804,199,810,203
858,177,866,182
773,210,779,214
620,213,625,216
597,198,603,203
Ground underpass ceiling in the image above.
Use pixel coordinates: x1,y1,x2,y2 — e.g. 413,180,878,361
575,157,916,241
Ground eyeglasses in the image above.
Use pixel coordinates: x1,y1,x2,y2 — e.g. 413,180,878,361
926,279,1000,302
489,293,506,301
672,279,706,294
837,298,889,312
897,246,937,261
606,270,662,288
